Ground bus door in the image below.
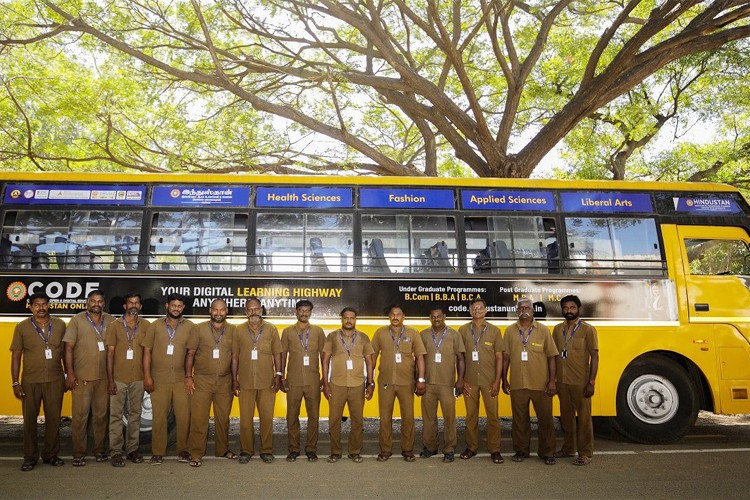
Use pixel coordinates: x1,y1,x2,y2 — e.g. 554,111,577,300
678,225,750,413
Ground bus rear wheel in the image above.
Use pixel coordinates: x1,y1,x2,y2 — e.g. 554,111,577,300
613,356,699,444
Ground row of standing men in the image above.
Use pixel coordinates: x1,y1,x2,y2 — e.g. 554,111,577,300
10,291,598,471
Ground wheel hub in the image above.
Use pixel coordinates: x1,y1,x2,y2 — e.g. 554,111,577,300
627,374,679,425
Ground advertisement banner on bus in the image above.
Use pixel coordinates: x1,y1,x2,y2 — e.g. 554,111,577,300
0,275,677,323
3,184,146,206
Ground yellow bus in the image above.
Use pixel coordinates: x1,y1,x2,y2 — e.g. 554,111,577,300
2,172,749,444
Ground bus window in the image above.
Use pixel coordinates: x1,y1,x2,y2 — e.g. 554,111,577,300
684,238,750,275
362,215,456,273
149,211,247,272
564,217,663,275
465,216,550,274
1,211,69,269
255,213,352,273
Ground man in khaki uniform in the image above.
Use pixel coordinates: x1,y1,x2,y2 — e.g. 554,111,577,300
552,295,599,466
106,293,150,467
185,299,236,467
458,297,504,464
10,292,67,471
502,297,558,465
142,293,194,465
419,304,465,463
371,304,427,462
280,300,326,462
64,289,115,466
232,297,282,464
321,307,374,463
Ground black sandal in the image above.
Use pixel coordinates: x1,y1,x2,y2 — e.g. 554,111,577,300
459,448,477,460
222,450,237,460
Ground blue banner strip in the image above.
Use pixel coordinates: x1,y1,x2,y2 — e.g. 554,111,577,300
4,184,146,206
560,192,653,213
672,196,741,214
359,188,455,209
255,187,352,208
152,186,250,207
461,190,554,211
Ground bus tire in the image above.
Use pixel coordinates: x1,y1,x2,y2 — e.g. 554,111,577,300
613,356,699,444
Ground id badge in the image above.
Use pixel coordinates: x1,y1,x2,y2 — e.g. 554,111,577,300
521,350,529,361
97,341,105,352
45,348,53,360
561,349,568,359
395,352,402,364
303,355,310,366
471,351,479,362
251,349,258,360
166,344,174,356
126,348,134,360
346,359,354,371
213,348,220,359
434,353,442,363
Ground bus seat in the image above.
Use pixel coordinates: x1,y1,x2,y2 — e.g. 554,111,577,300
473,241,498,273
494,240,512,270
309,237,329,272
421,241,454,272
367,238,391,273
546,240,560,274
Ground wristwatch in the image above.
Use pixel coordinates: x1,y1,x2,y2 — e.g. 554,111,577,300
417,377,426,383
12,381,20,387
276,372,284,377
588,379,596,385
366,382,375,387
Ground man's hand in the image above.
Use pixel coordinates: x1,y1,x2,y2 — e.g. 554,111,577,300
12,385,25,400
280,378,289,393
490,381,501,398
108,381,118,396
272,375,282,392
232,380,240,397
415,381,426,396
545,380,557,397
322,382,332,401
584,381,595,398
184,376,195,395
65,372,78,391
501,380,510,395
143,376,154,393
365,383,374,401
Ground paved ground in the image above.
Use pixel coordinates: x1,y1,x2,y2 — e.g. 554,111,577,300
1,412,750,499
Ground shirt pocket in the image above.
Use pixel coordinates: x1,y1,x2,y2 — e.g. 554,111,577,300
399,341,414,355
256,336,273,354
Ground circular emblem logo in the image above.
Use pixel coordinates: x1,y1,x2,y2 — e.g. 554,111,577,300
686,199,694,207
170,189,181,198
9,189,21,199
23,189,34,199
7,282,27,302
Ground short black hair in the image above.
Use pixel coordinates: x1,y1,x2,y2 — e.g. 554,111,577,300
124,293,142,303
428,303,447,315
340,307,357,317
296,300,314,310
560,295,581,308
166,292,186,305
385,303,404,316
469,297,486,307
28,292,49,304
87,289,105,299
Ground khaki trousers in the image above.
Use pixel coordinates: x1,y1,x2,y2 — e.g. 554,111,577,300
464,384,501,453
71,378,109,459
377,383,415,454
109,380,145,455
328,383,365,456
286,383,321,453
421,384,457,453
150,380,191,456
22,379,65,461
558,383,594,458
188,377,234,460
238,388,275,455
510,388,556,457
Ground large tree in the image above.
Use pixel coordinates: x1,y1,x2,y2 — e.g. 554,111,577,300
1,0,750,177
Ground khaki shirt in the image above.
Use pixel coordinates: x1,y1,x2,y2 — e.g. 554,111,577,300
323,329,374,388
458,322,503,387
281,324,326,387
504,320,558,391
371,326,427,386
187,321,235,386
553,320,598,386
232,321,281,390
142,318,195,384
10,317,67,384
63,311,116,381
419,327,465,387
105,317,151,384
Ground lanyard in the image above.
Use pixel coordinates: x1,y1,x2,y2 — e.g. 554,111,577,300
30,318,51,346
210,324,226,348
86,312,105,340
389,326,405,350
339,329,356,358
470,323,487,351
165,318,181,344
519,324,533,350
297,326,310,353
122,316,139,346
248,322,263,348
562,320,582,350
431,326,448,351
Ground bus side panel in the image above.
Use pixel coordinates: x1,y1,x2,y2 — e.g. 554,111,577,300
716,324,750,414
